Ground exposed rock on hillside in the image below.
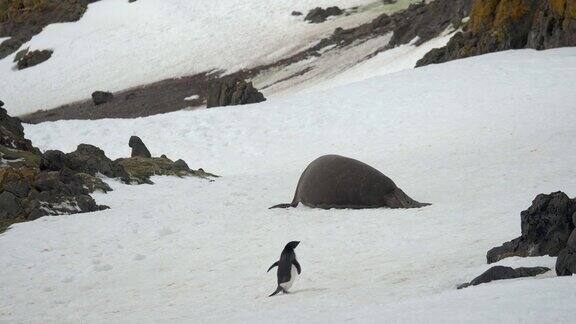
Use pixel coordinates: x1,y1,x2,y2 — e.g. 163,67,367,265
207,77,266,108
556,223,576,276
417,0,576,67
487,191,576,263
305,6,343,24
92,91,114,105
1,100,216,233
0,0,100,59
15,49,53,70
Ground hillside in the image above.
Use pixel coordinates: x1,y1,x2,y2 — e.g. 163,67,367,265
1,48,575,322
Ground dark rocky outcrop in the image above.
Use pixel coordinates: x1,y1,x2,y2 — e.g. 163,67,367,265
0,0,99,59
206,77,266,108
487,192,576,264
1,102,112,233
291,11,303,16
64,144,129,181
115,156,218,184
1,101,217,233
92,91,114,105
305,7,343,24
457,266,550,289
15,49,53,70
417,0,576,67
556,223,576,276
129,136,151,158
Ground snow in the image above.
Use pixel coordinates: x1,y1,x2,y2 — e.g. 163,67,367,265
0,36,10,43
0,0,422,116
2,48,576,322
184,95,200,101
258,28,455,96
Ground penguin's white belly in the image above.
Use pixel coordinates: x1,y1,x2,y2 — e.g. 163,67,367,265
280,265,298,291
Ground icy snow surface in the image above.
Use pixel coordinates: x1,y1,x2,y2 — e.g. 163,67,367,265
2,48,576,323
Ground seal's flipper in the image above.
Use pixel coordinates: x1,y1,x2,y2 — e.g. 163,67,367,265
269,286,283,297
267,261,279,272
269,203,296,209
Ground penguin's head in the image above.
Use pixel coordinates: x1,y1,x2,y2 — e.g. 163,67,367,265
285,241,300,250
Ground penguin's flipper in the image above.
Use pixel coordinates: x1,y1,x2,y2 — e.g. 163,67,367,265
267,261,279,273
292,260,301,274
269,286,283,297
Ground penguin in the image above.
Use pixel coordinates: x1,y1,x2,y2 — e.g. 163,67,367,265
267,241,301,297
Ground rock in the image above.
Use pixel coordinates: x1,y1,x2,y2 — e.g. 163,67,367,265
65,144,129,181
291,11,303,16
0,191,22,219
417,0,576,67
556,229,576,276
115,156,216,184
92,91,114,105
129,136,152,158
40,150,67,171
1,104,37,152
2,173,30,198
487,192,576,263
206,77,266,108
34,171,60,192
173,159,190,171
305,6,343,23
16,49,53,70
457,266,550,289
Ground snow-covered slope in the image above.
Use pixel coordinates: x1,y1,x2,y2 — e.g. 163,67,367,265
0,0,425,116
1,48,575,323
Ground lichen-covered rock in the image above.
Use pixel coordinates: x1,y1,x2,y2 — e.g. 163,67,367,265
129,136,152,158
304,6,343,24
417,0,576,67
457,266,550,289
115,156,218,184
0,102,111,233
207,77,266,108
15,49,53,70
487,191,576,263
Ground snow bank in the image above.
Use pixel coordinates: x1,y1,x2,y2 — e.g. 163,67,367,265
1,48,575,322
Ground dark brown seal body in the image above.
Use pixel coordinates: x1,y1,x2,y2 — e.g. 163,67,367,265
270,155,430,209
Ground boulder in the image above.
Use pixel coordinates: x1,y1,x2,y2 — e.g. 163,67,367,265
0,191,22,219
206,77,266,108
487,192,576,263
92,91,114,105
129,136,152,158
65,144,129,181
457,266,550,289
305,6,343,23
16,49,53,70
291,11,303,16
40,150,67,171
556,228,576,276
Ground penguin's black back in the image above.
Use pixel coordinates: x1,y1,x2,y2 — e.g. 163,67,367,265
277,249,296,284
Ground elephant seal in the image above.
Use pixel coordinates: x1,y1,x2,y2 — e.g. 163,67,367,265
267,241,301,297
270,155,430,209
